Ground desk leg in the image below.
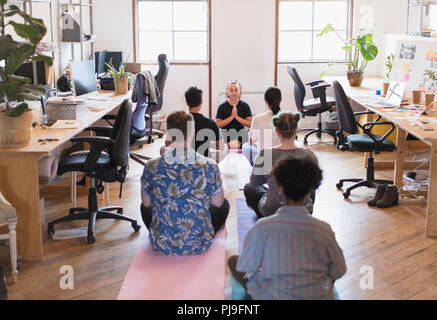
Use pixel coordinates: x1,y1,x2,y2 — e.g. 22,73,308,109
426,140,437,237
0,154,43,261
394,128,407,189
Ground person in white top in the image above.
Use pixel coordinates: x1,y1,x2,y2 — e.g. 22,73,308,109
242,87,282,165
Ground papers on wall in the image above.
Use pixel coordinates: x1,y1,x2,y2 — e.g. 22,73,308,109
391,39,437,97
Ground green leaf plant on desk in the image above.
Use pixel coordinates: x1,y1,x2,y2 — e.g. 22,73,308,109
0,0,53,148
318,23,378,87
105,58,134,95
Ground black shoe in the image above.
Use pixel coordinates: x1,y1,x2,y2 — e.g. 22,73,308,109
376,186,399,208
0,266,8,300
367,185,388,206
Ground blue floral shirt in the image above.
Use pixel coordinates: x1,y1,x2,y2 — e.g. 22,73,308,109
141,148,223,255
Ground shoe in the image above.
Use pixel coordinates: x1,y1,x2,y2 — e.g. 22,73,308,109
376,186,399,208
367,184,387,206
0,266,8,300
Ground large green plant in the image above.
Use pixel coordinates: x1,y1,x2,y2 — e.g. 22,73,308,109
0,0,53,117
318,24,378,77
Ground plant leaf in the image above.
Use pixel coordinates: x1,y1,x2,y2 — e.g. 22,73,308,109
9,21,44,44
317,23,335,37
33,52,53,67
356,33,378,62
4,43,36,75
5,102,28,117
0,35,19,60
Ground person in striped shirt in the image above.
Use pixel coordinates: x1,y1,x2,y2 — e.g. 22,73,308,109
228,157,347,300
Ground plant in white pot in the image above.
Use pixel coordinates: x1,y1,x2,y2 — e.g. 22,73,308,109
0,0,53,148
105,59,133,95
318,24,379,87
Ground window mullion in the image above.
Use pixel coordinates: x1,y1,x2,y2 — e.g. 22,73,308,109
311,0,315,61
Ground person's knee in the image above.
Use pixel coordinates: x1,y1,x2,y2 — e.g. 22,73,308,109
222,198,230,213
243,183,253,198
228,255,239,270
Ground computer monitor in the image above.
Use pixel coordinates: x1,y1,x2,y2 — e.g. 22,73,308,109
95,50,107,76
105,51,123,72
70,60,98,96
14,61,47,85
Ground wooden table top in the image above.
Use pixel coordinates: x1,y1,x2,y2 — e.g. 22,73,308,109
0,91,130,156
324,76,437,146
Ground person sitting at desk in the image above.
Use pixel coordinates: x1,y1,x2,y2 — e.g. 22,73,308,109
140,111,229,255
242,86,282,165
244,111,318,218
228,157,346,300
185,86,228,163
216,80,253,149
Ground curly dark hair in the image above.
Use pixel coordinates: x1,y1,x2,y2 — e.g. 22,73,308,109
273,157,323,203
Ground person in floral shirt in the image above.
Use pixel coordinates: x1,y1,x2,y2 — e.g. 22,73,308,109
140,110,229,255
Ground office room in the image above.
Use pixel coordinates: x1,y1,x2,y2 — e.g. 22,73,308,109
1,0,437,304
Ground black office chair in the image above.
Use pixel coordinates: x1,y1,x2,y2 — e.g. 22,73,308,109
47,99,141,244
332,80,395,199
103,54,169,165
287,65,337,145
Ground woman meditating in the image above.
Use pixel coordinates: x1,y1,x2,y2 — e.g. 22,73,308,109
244,111,319,218
215,80,252,149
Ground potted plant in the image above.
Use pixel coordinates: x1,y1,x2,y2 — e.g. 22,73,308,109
105,58,133,95
318,24,379,87
0,0,53,148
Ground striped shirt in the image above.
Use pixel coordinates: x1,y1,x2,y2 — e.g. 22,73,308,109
236,206,346,300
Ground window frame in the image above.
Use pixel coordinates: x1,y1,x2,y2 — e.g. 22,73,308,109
133,0,210,64
276,0,352,64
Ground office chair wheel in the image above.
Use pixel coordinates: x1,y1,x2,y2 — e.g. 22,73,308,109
132,222,141,232
96,185,104,194
138,145,143,149
343,192,350,199
158,133,163,138
87,234,96,244
294,135,298,140
47,224,55,236
336,182,343,189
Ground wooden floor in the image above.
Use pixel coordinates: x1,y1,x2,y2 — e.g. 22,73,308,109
1,133,436,300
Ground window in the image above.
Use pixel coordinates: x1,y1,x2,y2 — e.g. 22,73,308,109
278,0,350,62
136,0,209,62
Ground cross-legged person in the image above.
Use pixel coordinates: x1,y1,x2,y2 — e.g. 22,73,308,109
140,111,229,255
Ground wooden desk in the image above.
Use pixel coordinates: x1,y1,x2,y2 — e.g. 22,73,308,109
0,91,130,261
325,76,437,237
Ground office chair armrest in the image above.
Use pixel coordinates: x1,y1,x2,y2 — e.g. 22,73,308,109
305,80,325,87
102,114,116,127
102,114,117,120
70,136,115,148
309,83,331,105
353,111,374,117
85,126,113,137
70,136,115,172
363,121,395,143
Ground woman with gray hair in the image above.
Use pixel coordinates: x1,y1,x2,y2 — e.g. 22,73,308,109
215,80,253,149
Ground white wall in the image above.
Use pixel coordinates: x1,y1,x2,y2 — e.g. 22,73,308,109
211,0,276,117
91,0,409,124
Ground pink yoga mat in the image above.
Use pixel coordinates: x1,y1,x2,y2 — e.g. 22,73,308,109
117,229,226,300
